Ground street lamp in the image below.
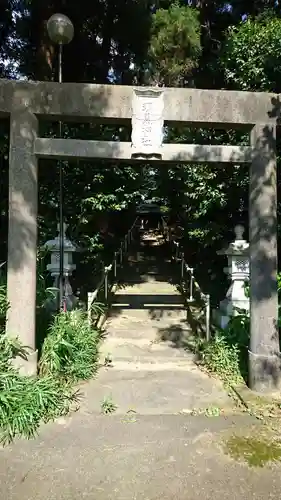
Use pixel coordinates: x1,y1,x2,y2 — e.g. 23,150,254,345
47,14,74,311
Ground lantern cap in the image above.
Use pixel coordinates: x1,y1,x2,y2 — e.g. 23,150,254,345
47,13,74,45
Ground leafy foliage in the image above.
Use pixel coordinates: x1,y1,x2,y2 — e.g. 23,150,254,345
222,14,281,92
201,333,243,384
199,312,250,385
101,395,118,414
200,272,281,387
1,1,280,296
0,266,101,444
0,334,79,445
39,308,102,381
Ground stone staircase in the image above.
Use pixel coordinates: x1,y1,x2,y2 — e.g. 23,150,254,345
79,231,233,415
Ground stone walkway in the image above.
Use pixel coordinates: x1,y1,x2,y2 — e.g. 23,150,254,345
2,231,281,499
80,230,233,415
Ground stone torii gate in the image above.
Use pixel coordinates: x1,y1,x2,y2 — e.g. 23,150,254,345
1,80,279,392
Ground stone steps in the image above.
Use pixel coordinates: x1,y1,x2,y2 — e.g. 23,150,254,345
79,364,233,415
79,237,233,416
100,336,192,349
113,295,183,305
104,316,192,342
99,337,195,365
101,360,197,371
109,308,187,321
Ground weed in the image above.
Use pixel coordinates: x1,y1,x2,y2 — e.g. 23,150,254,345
39,309,102,382
198,311,249,386
200,333,244,384
0,274,102,444
101,395,117,414
204,405,221,417
0,334,79,445
104,353,113,366
190,406,221,417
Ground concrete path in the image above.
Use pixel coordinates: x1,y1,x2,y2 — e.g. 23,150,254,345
2,231,281,498
1,414,281,499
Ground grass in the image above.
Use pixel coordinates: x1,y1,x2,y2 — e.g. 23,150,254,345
197,274,281,391
199,334,245,385
194,311,281,419
101,395,118,414
0,365,79,445
39,309,102,381
196,312,249,387
0,274,103,444
0,333,81,444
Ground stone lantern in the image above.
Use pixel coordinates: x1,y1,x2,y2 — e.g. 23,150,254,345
44,223,78,309
216,224,250,328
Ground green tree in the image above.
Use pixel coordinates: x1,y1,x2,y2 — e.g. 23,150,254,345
147,3,201,86
221,14,281,92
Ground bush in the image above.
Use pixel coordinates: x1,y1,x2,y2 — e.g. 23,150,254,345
0,266,103,444
0,306,102,444
0,334,79,445
199,311,249,385
39,309,102,381
199,271,281,386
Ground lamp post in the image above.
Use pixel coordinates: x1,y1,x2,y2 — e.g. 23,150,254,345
47,14,74,311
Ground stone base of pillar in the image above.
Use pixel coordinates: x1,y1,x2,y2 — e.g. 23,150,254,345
212,308,229,329
213,304,249,330
248,350,281,393
12,349,38,377
219,297,249,317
